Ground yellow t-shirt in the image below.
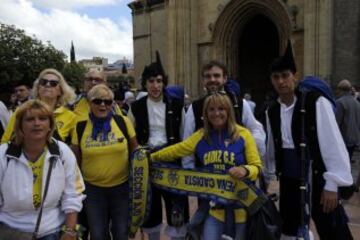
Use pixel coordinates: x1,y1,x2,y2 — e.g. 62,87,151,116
71,116,135,187
1,106,77,143
27,149,47,209
151,125,262,223
73,97,123,121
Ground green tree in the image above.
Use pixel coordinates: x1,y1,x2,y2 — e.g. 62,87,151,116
62,62,87,91
0,23,66,92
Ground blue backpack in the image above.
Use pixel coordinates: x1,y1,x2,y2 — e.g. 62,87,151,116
298,76,336,111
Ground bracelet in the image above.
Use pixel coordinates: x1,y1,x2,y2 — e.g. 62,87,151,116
62,226,77,237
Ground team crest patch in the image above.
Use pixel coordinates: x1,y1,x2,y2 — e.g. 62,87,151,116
236,188,249,200
137,150,147,161
168,170,179,186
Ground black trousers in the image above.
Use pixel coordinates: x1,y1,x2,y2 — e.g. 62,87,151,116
279,175,353,240
142,184,189,228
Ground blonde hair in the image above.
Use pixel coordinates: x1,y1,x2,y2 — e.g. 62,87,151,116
202,93,240,144
32,68,76,106
13,100,55,145
87,84,114,101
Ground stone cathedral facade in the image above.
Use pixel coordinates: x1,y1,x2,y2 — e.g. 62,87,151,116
128,0,360,103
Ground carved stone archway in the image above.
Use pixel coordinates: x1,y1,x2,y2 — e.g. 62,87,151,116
212,0,292,104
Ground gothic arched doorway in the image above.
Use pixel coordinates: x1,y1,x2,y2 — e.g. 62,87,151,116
212,0,292,107
238,15,279,105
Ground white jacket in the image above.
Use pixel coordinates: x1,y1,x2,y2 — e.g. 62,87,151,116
0,140,85,237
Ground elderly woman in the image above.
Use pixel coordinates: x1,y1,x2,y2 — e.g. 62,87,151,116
2,68,77,143
0,100,85,240
71,84,138,240
151,93,262,240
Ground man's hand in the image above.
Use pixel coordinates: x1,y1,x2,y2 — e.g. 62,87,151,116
320,189,338,213
229,166,248,180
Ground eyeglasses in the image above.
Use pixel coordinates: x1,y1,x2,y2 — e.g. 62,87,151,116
91,98,113,106
39,79,59,87
85,77,104,84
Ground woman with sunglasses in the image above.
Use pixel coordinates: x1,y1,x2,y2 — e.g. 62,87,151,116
1,68,77,144
71,84,138,240
151,93,262,240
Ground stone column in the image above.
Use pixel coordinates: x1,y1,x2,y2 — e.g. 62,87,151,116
167,0,198,96
303,0,334,82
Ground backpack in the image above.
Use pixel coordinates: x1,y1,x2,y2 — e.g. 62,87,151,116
76,114,130,150
297,76,336,111
6,140,60,164
297,76,356,199
164,85,185,104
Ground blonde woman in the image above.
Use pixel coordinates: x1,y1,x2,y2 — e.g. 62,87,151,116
2,68,77,143
151,93,262,240
71,84,138,239
0,100,84,239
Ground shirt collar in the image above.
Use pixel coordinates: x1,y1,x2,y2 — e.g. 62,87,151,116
277,96,297,109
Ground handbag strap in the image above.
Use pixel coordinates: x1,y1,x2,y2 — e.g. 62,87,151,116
31,156,57,240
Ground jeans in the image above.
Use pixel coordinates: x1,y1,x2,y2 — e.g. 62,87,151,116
202,215,246,240
85,182,129,240
38,232,61,240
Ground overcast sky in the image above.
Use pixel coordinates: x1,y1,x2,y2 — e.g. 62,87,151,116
0,0,133,64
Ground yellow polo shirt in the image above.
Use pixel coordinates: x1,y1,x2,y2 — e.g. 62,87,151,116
71,116,135,187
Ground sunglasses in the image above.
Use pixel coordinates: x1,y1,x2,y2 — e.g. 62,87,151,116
91,98,113,106
39,79,59,87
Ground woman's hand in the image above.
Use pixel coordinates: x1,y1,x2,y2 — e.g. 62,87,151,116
228,166,248,180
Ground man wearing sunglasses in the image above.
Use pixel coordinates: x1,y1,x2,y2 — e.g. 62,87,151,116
71,69,123,121
128,51,188,240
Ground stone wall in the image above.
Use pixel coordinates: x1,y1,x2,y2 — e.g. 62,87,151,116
333,0,360,87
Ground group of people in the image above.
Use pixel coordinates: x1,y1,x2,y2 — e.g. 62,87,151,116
0,40,355,240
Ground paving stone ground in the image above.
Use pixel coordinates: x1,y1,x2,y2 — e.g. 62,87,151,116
133,151,360,239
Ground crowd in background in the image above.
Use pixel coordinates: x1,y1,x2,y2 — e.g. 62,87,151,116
0,41,359,240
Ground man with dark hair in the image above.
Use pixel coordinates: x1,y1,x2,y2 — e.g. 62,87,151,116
13,80,31,107
128,51,188,240
265,41,353,239
335,79,360,162
183,60,265,169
